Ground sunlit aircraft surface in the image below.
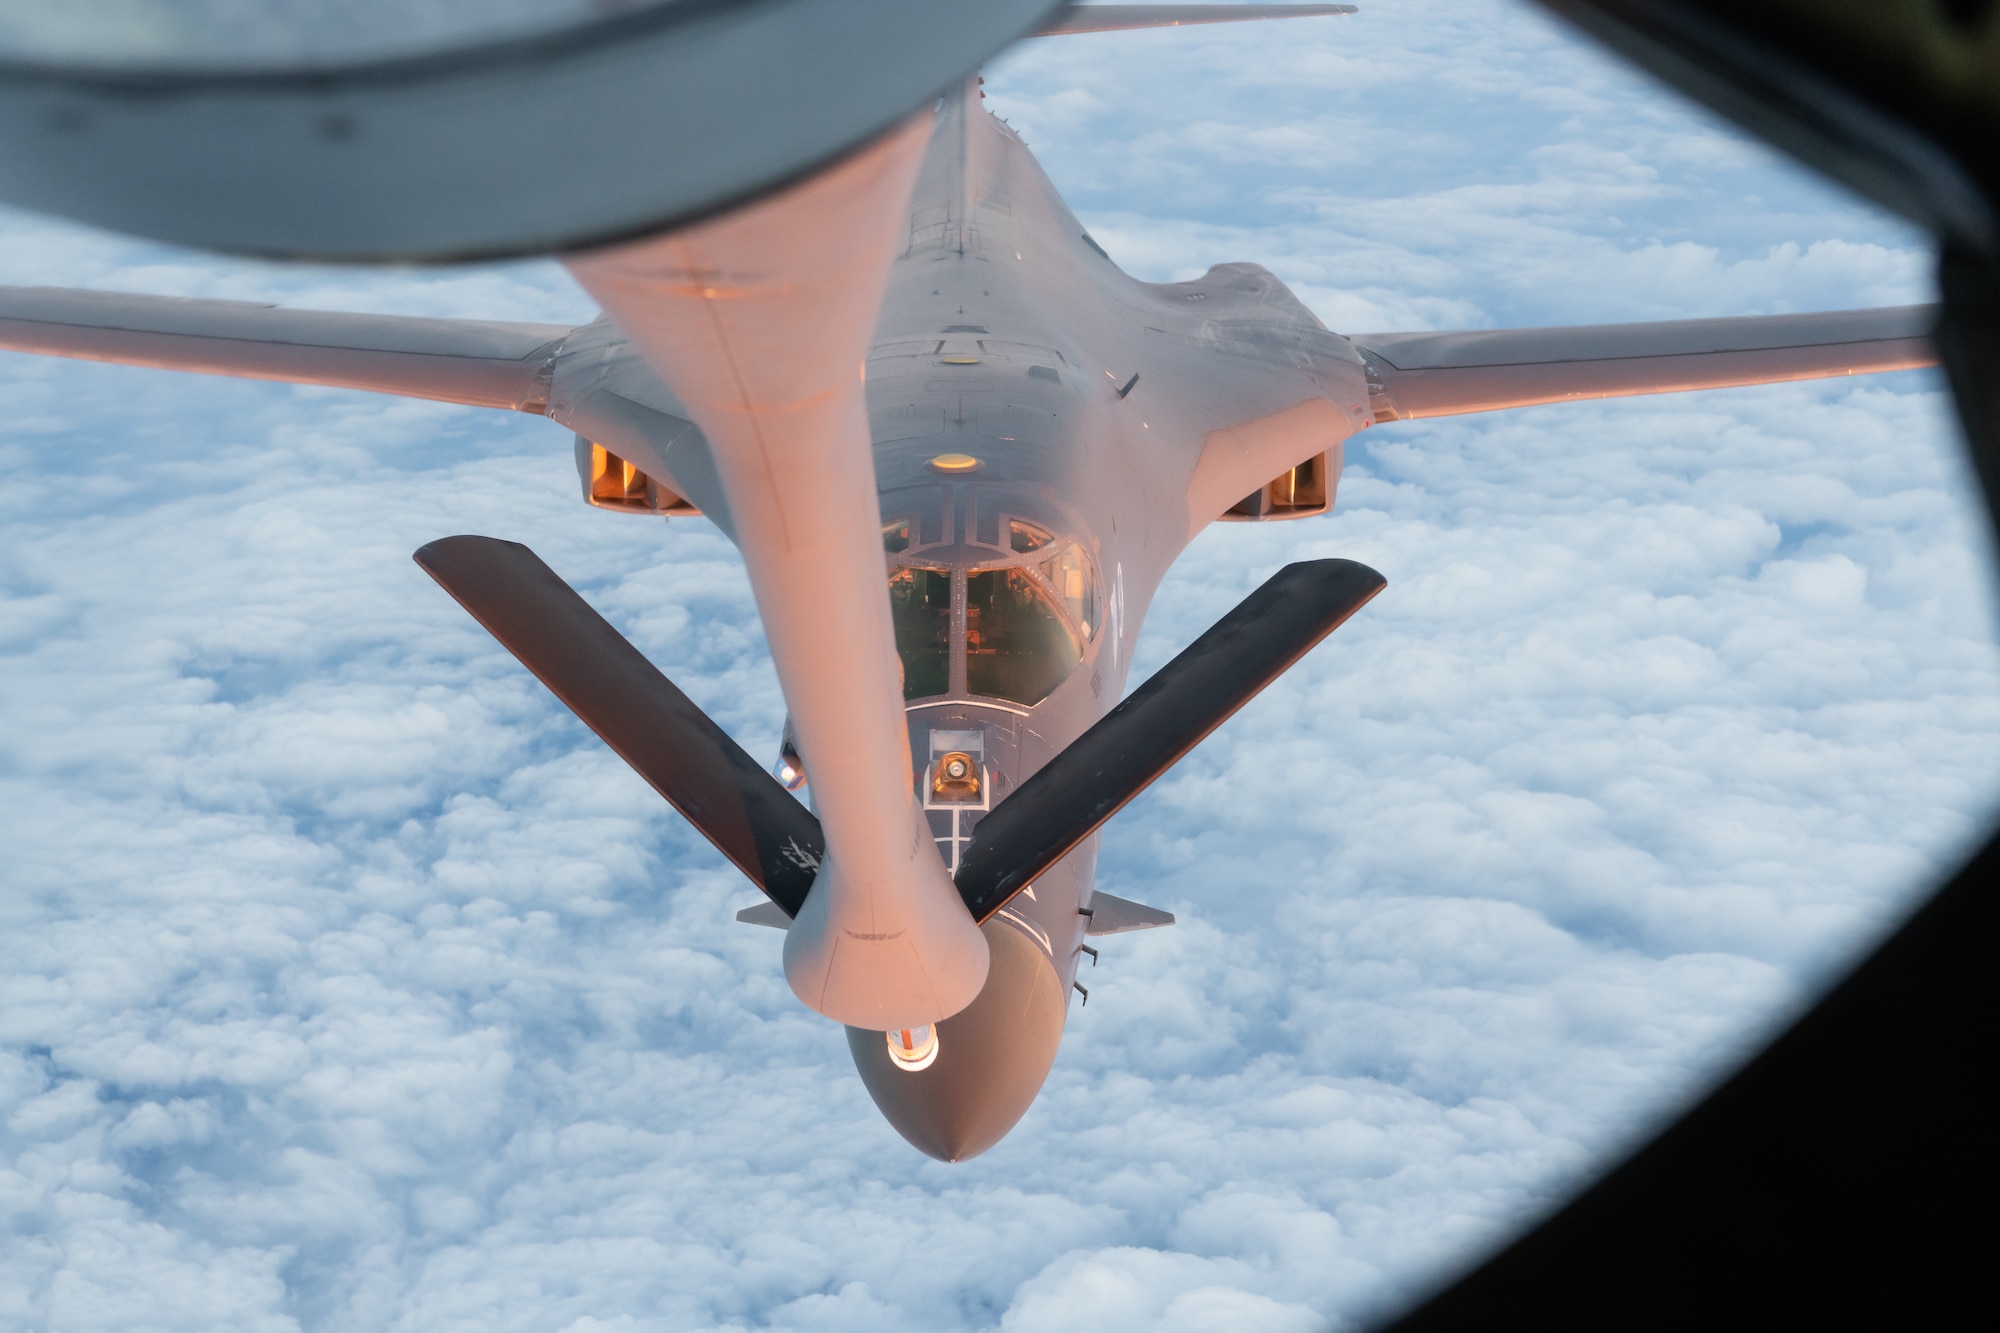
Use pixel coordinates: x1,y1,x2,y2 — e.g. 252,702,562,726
0,7,1935,1160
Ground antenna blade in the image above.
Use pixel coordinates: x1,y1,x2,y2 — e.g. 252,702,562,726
955,558,1385,921
414,535,823,915
1032,4,1357,37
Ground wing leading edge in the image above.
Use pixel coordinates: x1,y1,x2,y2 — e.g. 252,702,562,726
0,285,573,412
0,287,1934,429
1354,305,1936,421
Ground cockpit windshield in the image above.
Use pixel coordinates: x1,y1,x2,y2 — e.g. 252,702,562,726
1008,518,1054,553
965,568,1081,706
885,530,1098,707
1040,544,1096,635
888,566,951,700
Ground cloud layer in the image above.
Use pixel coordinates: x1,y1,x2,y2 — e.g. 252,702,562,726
4,3,1995,1329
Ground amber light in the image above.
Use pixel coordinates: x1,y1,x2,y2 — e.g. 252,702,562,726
582,440,701,516
1221,450,1331,522
591,442,649,505
927,453,983,473
932,751,981,802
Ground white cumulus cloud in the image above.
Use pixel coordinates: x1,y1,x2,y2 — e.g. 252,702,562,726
3,1,1995,1329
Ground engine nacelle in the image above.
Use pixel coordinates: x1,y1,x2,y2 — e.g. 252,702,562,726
573,435,701,517
1218,449,1332,522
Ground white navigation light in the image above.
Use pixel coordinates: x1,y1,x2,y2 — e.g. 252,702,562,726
773,735,807,792
886,1024,940,1072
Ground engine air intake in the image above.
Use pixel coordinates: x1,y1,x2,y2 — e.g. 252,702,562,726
1222,450,1330,521
575,438,701,516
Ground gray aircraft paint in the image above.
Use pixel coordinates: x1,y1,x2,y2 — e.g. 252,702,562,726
559,83,1925,1158
827,85,1369,1158
534,83,1380,1158
0,67,1934,1166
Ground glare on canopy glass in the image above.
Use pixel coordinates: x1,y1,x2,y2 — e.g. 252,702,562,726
966,568,1081,707
887,546,1098,706
1041,545,1097,636
0,0,677,68
1008,518,1054,553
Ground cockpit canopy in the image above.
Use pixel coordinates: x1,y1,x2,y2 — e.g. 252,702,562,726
885,513,1099,708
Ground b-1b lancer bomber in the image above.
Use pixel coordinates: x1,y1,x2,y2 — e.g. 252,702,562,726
0,6,1935,1159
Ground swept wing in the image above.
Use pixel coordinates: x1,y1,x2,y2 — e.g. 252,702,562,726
2,285,1934,427
1355,305,1935,420
0,285,572,412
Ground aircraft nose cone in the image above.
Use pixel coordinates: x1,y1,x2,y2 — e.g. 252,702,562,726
847,917,1067,1161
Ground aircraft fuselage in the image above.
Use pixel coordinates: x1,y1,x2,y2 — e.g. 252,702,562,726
817,87,1373,1158
546,86,1369,1159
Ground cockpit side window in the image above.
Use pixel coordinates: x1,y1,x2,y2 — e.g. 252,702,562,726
888,566,951,699
1040,544,1097,636
964,568,1081,706
1008,518,1054,553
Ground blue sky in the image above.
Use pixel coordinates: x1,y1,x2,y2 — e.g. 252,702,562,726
3,3,1996,1329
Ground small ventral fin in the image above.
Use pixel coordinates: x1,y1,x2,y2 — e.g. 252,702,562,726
1032,4,1357,37
736,900,792,929
1086,892,1175,935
